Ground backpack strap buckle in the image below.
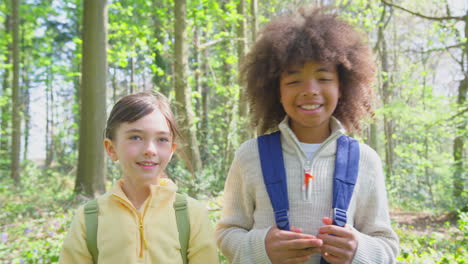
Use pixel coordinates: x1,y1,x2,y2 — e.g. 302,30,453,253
332,208,347,227
274,209,290,230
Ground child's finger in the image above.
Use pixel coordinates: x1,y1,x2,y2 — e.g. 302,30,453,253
321,250,341,264
317,232,348,248
322,217,333,225
290,226,303,233
280,230,316,240
285,237,323,250
319,224,353,238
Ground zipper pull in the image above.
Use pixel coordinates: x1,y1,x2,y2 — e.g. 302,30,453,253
303,160,314,200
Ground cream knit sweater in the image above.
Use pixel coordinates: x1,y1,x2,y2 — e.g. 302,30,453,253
215,116,399,264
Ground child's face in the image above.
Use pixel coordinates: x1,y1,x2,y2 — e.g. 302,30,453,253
279,60,340,141
104,109,175,186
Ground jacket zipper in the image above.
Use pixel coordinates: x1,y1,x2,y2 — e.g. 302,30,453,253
112,194,150,258
307,131,341,166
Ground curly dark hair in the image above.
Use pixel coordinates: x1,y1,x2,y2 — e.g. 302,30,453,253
242,7,376,134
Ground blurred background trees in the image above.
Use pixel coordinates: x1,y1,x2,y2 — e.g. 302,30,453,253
0,0,466,208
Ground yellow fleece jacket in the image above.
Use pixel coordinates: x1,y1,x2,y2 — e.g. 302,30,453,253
60,179,219,264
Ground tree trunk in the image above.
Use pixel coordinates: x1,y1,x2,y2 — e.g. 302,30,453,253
368,123,378,151
250,0,257,43
453,77,466,199
152,0,170,96
237,0,249,141
377,6,395,182
453,14,467,200
10,0,21,184
45,66,54,169
112,65,117,103
72,2,81,159
1,15,11,173
194,27,202,120
201,46,209,160
130,55,135,93
75,0,108,197
220,4,235,177
21,30,30,162
174,0,203,175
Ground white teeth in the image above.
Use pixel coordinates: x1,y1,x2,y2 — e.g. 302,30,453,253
139,162,155,166
301,105,320,110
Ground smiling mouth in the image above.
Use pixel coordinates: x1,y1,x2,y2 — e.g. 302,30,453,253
300,104,321,110
137,161,158,166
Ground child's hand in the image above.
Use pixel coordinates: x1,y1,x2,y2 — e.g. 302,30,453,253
265,225,323,264
317,217,358,264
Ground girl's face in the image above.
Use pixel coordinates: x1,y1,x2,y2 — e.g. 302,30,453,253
104,109,175,186
279,60,340,143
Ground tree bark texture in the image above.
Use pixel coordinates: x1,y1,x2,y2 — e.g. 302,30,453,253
75,0,108,197
11,0,21,184
1,15,11,173
174,0,203,175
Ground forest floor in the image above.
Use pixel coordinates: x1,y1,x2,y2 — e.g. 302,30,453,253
391,209,459,234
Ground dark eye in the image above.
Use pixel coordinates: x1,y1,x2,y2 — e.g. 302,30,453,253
319,78,333,82
129,135,142,141
286,80,300,85
159,137,170,143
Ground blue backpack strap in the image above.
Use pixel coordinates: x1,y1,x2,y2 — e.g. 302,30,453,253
321,135,360,264
332,135,360,227
258,131,290,231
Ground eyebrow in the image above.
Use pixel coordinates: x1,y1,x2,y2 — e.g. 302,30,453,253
284,67,334,76
124,128,171,135
316,67,332,73
285,70,300,75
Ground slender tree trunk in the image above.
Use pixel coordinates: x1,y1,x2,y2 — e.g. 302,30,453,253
72,1,81,158
201,46,209,159
75,0,108,197
237,0,249,141
377,6,395,182
112,65,117,103
130,56,135,93
367,123,378,151
1,15,12,173
250,0,257,43
45,66,54,168
174,0,203,175
220,2,236,179
152,0,170,95
21,31,30,162
453,14,467,200
453,77,466,199
10,0,21,184
194,27,202,119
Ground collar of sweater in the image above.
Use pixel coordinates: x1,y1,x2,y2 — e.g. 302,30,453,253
278,115,346,161
110,178,178,209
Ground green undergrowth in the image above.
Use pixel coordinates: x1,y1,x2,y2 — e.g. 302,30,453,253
0,166,466,263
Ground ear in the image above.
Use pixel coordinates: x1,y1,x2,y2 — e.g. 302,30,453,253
104,138,118,161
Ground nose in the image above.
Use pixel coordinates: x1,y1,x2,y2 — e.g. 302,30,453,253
303,79,320,95
144,141,158,156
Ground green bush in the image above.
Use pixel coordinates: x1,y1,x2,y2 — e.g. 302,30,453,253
396,212,468,263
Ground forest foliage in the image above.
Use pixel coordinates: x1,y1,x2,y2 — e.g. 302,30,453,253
0,0,467,263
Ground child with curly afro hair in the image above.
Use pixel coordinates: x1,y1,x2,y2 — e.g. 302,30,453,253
216,7,399,264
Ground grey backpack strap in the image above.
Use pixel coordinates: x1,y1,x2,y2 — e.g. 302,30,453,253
174,193,190,264
84,199,99,263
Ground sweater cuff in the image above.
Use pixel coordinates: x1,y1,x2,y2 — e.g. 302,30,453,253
252,226,273,264
351,228,392,264
352,229,368,264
